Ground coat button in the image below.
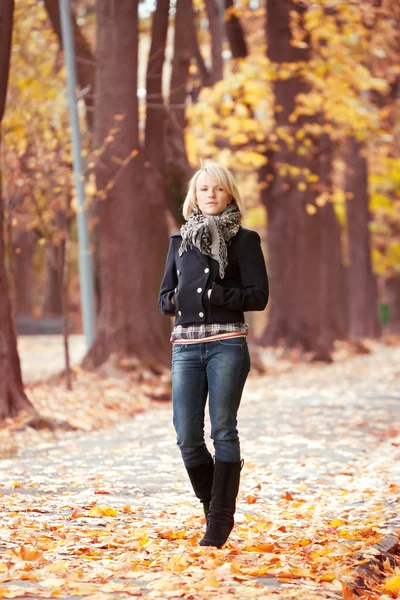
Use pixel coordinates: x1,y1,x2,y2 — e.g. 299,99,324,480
177,269,181,275
204,268,209,273
197,287,202,293
178,310,182,316
199,312,204,317
174,287,177,293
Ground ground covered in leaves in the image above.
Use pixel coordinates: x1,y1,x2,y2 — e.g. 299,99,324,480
1,339,400,599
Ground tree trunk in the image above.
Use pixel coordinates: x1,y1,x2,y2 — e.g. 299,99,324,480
205,0,223,82
0,267,34,419
170,0,192,133
43,0,95,131
313,132,347,360
0,0,35,419
43,244,63,315
260,1,350,357
145,0,170,174
224,0,248,58
13,228,35,316
164,0,194,226
83,0,171,371
344,137,380,339
189,3,213,96
145,0,191,233
57,238,72,390
260,0,319,351
386,275,400,334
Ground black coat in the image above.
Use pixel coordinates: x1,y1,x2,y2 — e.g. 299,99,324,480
158,227,269,326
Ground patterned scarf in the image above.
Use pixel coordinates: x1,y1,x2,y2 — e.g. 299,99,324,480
179,203,241,278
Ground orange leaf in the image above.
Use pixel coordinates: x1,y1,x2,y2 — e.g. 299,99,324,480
247,566,280,576
69,509,84,519
317,573,337,582
157,529,187,540
278,567,312,579
300,539,311,546
19,546,43,562
281,491,294,501
243,542,275,553
87,506,118,517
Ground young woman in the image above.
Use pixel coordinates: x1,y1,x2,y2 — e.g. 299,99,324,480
158,163,269,548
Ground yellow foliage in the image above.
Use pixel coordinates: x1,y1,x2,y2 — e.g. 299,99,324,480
235,151,267,168
87,506,118,517
370,193,395,213
332,189,346,227
330,518,344,528
383,573,400,595
84,171,96,195
4,0,78,244
4,0,398,286
387,244,400,270
369,156,400,275
307,174,319,183
243,206,267,228
230,133,249,146
316,192,329,207
306,204,317,215
186,55,274,172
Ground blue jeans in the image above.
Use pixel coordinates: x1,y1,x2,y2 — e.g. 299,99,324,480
171,338,251,468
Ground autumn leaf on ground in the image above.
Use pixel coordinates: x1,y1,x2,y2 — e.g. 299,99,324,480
87,506,118,517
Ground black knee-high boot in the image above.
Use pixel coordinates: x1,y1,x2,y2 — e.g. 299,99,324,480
199,459,243,548
185,458,214,522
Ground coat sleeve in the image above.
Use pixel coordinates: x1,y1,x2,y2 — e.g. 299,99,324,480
158,238,178,316
209,230,269,312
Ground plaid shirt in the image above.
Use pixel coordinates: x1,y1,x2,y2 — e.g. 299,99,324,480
171,322,249,343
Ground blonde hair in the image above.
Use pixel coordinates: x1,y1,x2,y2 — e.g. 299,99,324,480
182,162,243,220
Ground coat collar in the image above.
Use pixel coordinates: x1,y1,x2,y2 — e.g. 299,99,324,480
172,232,211,267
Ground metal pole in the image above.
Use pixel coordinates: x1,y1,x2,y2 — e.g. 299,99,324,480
59,0,96,348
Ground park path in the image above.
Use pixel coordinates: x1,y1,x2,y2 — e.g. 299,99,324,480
1,343,400,598
17,335,87,383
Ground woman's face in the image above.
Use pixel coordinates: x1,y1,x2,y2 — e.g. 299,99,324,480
195,171,232,217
